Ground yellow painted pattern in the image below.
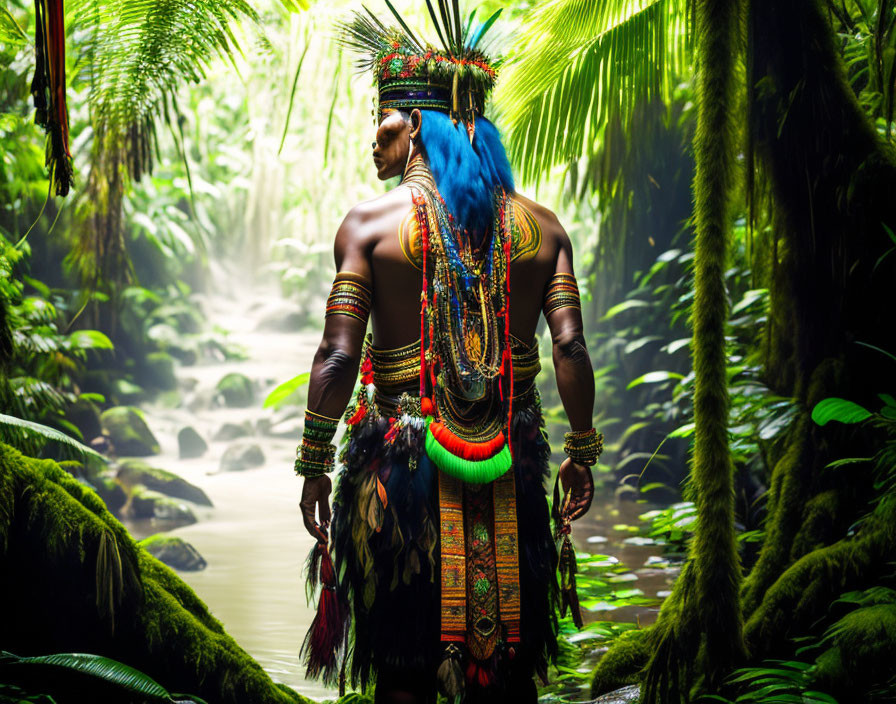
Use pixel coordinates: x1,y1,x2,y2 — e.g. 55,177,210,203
399,198,542,270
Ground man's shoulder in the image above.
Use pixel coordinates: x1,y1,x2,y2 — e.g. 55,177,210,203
511,192,568,247
340,186,415,238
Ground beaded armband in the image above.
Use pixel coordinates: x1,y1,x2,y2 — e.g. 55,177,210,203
543,273,581,317
294,409,340,477
325,272,372,323
563,428,603,467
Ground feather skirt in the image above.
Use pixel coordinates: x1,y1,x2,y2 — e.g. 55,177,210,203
328,388,559,693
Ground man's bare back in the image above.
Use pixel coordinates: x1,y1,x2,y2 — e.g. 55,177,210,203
334,184,572,350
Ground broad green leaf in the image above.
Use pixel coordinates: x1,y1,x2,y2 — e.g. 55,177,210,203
810,398,872,426
263,372,311,409
627,370,685,389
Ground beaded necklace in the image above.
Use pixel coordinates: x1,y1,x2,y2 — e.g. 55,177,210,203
403,154,515,482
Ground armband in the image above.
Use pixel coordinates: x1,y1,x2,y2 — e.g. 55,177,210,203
325,272,372,323
543,273,581,317
294,409,340,477
563,427,603,466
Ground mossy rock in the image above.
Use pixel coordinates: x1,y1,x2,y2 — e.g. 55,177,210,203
214,372,254,408
116,459,212,507
100,406,160,456
143,352,178,391
219,441,265,472
91,476,128,516
66,398,103,443
590,628,651,698
129,487,197,527
177,426,208,459
139,535,207,571
0,441,310,704
213,421,252,441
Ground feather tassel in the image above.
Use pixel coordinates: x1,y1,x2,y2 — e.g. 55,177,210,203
300,542,349,685
437,644,465,703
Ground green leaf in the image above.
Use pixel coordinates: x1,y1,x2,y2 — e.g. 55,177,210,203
263,372,311,409
626,370,685,389
0,414,108,465
668,422,695,437
824,457,872,469
67,330,115,351
601,299,650,320
810,398,872,426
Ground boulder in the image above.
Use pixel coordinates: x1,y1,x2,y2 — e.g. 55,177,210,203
219,441,265,472
139,535,207,571
67,398,103,442
213,421,252,441
129,486,197,527
214,372,254,408
92,476,128,516
177,426,208,459
100,406,160,456
143,351,178,391
116,459,212,507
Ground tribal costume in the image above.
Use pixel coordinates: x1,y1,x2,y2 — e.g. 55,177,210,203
296,2,599,699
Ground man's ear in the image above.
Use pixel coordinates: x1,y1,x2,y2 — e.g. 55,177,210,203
410,109,422,140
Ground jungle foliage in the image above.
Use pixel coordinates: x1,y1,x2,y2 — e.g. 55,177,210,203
2,0,896,701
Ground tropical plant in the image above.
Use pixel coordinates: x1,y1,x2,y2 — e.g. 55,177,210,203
0,651,209,704
494,0,691,184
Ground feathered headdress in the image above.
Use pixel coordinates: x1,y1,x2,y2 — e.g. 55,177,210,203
338,1,502,132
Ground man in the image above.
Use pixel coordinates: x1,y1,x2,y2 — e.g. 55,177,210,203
294,5,600,703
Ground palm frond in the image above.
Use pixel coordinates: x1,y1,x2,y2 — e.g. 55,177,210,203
495,0,691,184
0,650,207,703
70,0,260,180
0,412,108,465
0,6,28,48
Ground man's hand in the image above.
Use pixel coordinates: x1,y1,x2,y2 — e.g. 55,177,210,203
300,474,332,544
559,457,594,521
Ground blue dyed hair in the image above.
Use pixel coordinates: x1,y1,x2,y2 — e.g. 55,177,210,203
413,109,514,242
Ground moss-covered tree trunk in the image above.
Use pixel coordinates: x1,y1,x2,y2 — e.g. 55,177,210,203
592,0,896,699
639,0,747,700
740,0,896,653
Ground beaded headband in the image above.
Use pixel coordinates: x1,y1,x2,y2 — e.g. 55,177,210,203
337,1,502,126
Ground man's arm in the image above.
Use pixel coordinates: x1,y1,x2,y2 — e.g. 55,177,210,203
546,229,595,432
299,208,373,542
544,226,596,520
306,209,372,417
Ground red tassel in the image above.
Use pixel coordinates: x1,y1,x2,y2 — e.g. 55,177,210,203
429,421,505,460
301,543,349,684
31,0,73,196
346,402,366,426
360,355,374,385
416,193,429,398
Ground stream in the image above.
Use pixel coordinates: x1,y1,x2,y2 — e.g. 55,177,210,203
129,276,677,700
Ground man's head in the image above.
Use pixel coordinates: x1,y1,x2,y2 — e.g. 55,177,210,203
372,108,514,241
371,109,421,181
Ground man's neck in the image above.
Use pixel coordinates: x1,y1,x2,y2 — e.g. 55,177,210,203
401,153,434,189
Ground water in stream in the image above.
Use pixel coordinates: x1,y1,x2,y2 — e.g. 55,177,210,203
128,281,677,699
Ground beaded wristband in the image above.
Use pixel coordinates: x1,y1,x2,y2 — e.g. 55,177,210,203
294,409,340,477
563,428,603,466
325,272,372,323
543,273,581,317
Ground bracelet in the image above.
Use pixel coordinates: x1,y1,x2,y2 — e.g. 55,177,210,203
294,409,340,477
543,273,581,317
325,272,372,323
563,428,603,466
